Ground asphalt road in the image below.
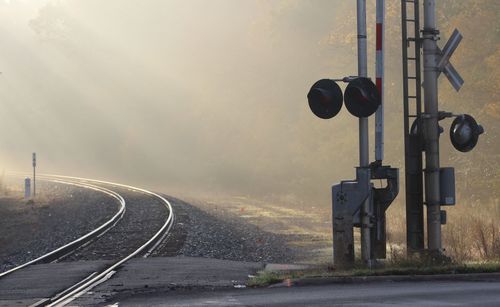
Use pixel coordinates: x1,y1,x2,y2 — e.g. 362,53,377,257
117,280,500,306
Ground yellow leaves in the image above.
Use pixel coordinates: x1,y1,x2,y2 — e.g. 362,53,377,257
481,103,500,120
484,48,500,87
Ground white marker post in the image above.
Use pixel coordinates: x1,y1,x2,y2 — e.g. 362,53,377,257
32,152,36,198
24,177,31,200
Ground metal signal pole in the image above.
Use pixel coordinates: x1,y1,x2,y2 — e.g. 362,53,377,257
401,0,425,255
356,0,372,265
422,0,441,251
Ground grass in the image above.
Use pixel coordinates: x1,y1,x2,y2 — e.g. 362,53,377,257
386,198,500,262
247,272,290,287
351,262,500,276
247,261,500,287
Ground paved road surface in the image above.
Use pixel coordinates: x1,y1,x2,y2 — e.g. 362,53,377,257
0,260,112,307
117,280,500,306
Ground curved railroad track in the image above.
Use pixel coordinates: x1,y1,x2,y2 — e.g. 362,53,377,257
0,174,174,306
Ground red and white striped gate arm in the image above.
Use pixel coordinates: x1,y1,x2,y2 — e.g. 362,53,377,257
375,0,385,161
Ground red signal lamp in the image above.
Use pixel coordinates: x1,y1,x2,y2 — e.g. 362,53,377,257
344,77,381,118
307,79,343,119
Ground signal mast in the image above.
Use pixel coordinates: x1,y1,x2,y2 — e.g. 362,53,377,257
307,0,398,268
307,0,484,268
402,0,484,257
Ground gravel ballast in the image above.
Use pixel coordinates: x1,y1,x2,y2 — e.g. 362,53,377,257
0,180,119,273
62,186,170,262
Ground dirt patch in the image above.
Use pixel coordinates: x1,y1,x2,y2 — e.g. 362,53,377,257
153,196,332,264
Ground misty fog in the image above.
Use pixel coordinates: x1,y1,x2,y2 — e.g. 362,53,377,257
0,0,498,207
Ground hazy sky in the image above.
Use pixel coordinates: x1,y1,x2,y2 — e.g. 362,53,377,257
0,0,497,205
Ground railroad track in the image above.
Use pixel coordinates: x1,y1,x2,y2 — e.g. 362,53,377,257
0,174,174,306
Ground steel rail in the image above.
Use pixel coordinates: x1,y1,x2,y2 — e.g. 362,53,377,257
0,177,126,278
35,174,175,306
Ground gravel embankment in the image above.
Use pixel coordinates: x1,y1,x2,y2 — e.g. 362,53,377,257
1,177,322,272
0,181,119,273
153,197,302,263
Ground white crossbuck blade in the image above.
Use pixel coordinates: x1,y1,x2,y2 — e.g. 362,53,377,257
437,29,464,91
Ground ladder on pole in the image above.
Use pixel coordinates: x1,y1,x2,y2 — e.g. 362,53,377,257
402,0,425,253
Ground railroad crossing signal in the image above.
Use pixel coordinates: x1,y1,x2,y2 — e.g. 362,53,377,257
306,0,397,269
401,0,485,257
435,28,484,152
449,114,484,152
307,77,380,119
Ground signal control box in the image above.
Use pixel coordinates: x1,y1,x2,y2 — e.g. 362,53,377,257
440,167,455,206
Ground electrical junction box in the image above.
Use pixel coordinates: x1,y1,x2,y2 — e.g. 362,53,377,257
440,210,447,225
440,167,455,206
